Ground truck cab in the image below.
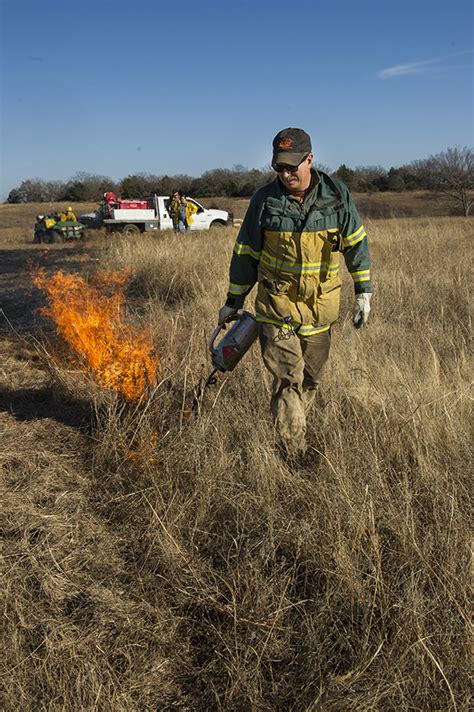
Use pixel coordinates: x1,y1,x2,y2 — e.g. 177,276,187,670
181,197,230,231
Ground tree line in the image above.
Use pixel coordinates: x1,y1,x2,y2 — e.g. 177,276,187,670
6,146,473,216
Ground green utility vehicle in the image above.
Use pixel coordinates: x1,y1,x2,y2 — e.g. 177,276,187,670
34,219,85,244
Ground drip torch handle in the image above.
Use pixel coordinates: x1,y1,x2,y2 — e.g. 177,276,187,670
209,313,240,354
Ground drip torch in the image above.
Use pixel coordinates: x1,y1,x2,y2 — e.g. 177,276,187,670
204,311,259,385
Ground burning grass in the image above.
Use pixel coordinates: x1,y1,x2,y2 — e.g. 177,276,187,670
31,267,160,402
1,213,472,709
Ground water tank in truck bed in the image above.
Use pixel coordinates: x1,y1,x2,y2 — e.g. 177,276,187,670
117,199,149,209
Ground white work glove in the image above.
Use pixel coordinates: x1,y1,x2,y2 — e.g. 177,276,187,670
218,304,238,325
353,292,372,328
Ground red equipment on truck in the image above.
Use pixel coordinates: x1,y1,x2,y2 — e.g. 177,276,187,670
103,192,149,217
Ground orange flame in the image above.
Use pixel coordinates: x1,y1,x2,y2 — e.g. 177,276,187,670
32,268,160,401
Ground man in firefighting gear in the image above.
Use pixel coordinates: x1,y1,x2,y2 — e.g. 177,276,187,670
34,215,46,243
168,190,181,230
218,128,372,458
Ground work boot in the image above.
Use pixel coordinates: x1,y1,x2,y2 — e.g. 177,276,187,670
276,435,323,474
302,388,316,414
275,431,307,467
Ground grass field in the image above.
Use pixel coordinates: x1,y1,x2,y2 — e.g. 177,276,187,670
1,200,472,710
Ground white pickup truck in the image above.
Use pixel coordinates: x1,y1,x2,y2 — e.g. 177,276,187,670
98,195,232,234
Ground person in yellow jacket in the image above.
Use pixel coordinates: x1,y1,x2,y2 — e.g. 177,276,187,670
178,193,198,232
218,127,372,460
59,207,77,222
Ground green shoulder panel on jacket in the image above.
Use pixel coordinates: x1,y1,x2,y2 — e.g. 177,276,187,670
226,180,276,308
332,176,372,294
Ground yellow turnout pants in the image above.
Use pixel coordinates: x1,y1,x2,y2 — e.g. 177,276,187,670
259,324,331,456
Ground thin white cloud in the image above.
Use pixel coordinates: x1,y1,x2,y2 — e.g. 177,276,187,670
377,50,473,79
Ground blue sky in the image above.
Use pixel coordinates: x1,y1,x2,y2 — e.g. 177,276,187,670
1,0,473,199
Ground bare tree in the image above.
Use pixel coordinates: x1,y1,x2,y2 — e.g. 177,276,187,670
12,178,65,202
64,172,116,201
423,147,473,216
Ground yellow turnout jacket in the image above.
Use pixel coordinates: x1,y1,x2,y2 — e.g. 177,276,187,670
225,170,371,336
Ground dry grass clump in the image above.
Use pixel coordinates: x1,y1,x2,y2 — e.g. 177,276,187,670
2,214,472,709
101,229,234,308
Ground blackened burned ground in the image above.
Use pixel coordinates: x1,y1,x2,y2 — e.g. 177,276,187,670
0,243,101,334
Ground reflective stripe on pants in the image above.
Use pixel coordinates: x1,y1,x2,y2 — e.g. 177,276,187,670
259,323,331,456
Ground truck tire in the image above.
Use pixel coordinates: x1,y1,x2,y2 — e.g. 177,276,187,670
49,230,63,244
210,220,227,229
122,224,141,235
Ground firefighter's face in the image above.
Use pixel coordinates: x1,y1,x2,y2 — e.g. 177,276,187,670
276,152,313,193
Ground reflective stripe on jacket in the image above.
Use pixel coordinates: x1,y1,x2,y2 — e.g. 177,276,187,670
226,170,371,332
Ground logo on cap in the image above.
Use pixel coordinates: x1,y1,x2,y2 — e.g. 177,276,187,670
279,138,294,149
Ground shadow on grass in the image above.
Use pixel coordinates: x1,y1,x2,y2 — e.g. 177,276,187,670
0,385,92,429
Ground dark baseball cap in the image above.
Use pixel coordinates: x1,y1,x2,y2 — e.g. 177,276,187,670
272,128,312,169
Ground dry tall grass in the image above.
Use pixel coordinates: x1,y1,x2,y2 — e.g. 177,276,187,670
1,213,472,710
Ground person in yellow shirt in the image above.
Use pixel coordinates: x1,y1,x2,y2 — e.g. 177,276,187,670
59,207,77,222
178,194,198,232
